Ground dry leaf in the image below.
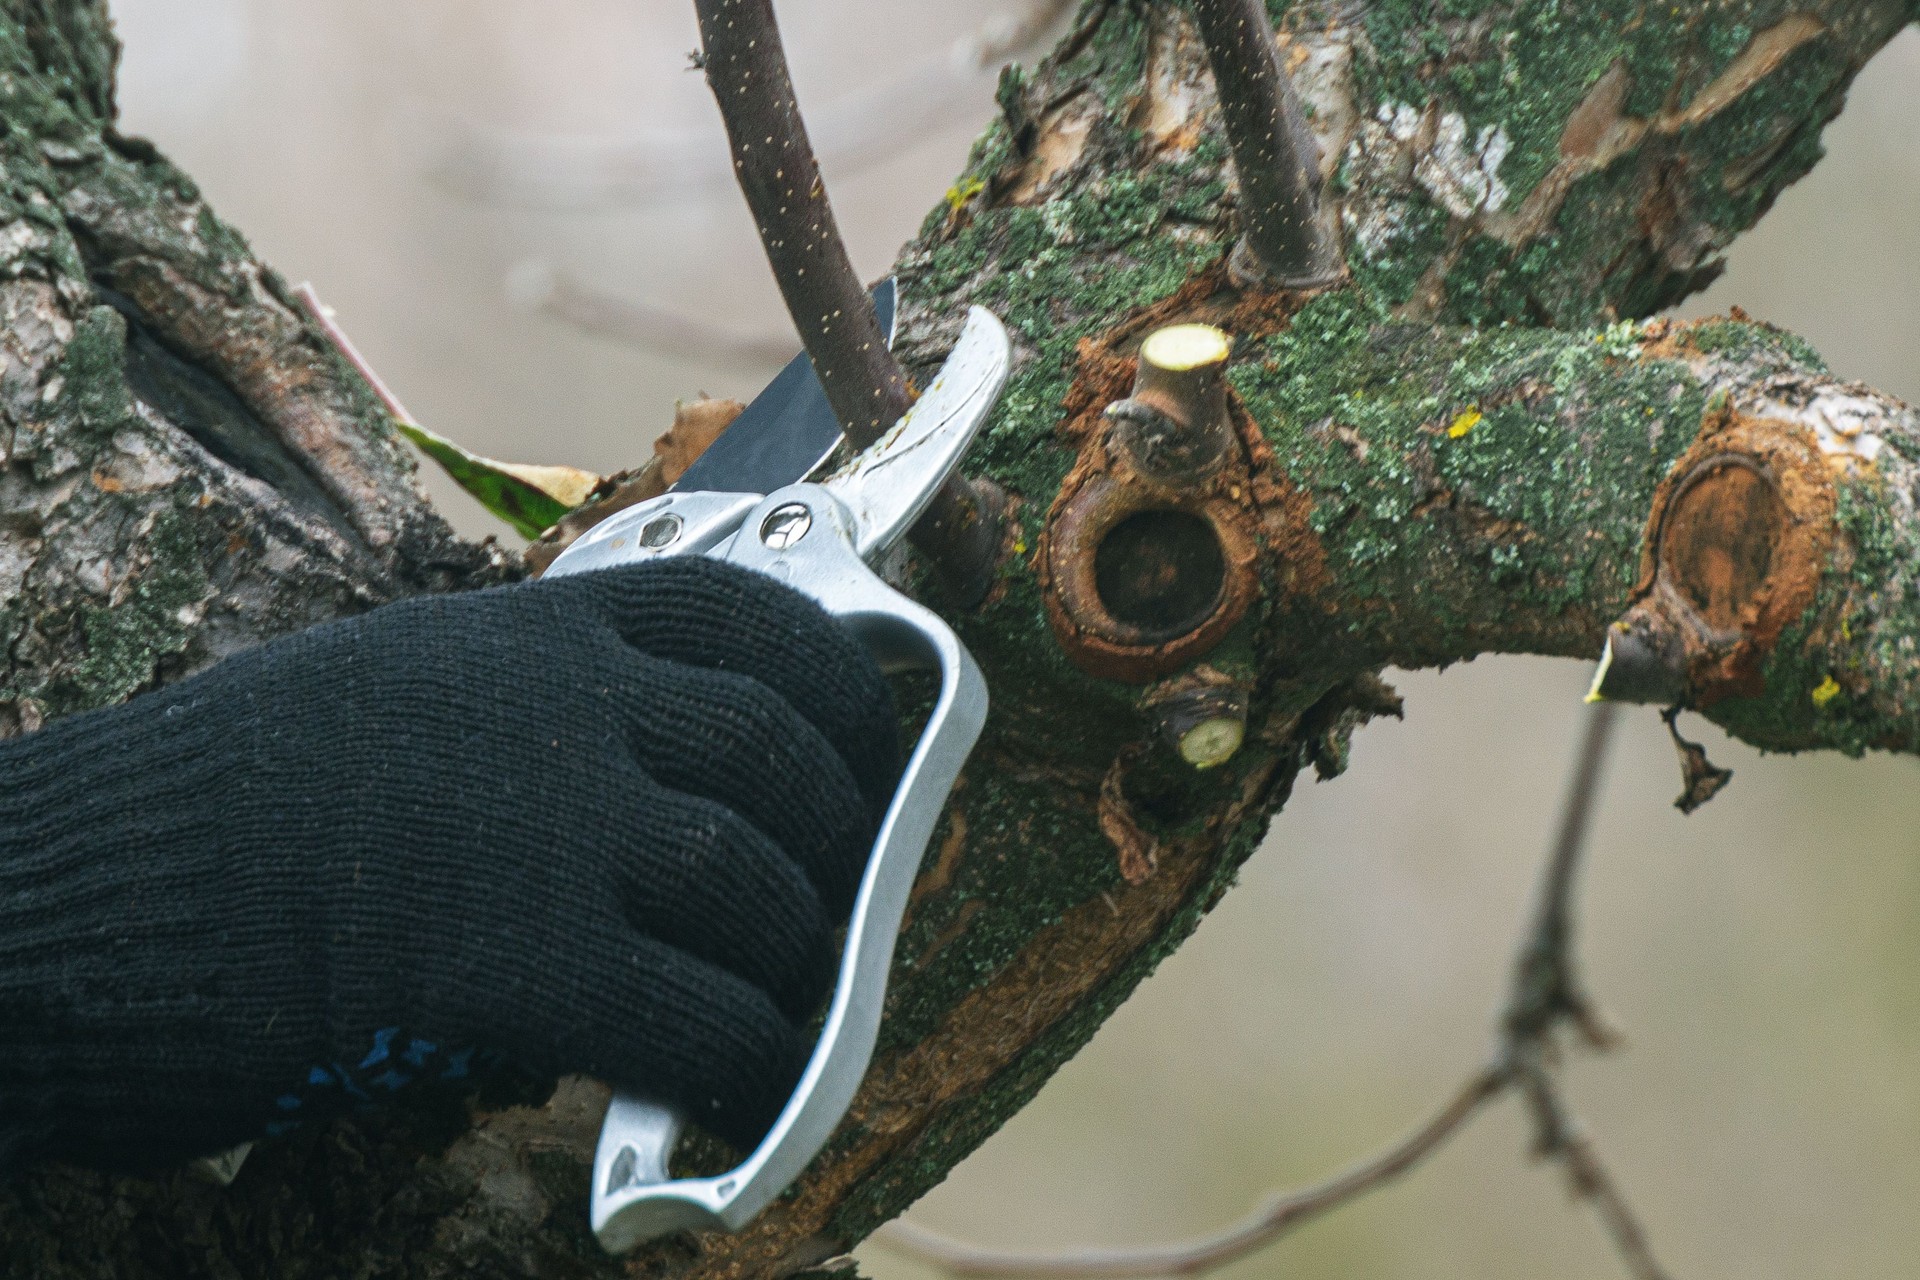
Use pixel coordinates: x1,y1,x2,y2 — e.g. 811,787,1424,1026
1663,707,1733,814
654,397,746,485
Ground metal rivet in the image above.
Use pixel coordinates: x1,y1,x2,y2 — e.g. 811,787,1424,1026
760,503,813,549
638,513,683,549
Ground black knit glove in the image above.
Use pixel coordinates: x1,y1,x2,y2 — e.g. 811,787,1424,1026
0,558,899,1174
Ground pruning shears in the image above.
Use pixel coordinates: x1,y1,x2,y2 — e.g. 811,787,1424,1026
544,296,1011,1252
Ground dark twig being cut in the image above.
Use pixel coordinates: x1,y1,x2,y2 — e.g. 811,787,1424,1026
875,702,1675,1280
693,0,1005,601
693,0,908,446
1186,0,1342,286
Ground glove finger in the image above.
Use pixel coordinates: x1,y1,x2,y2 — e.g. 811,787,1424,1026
553,559,902,816
600,759,838,1020
610,653,874,915
499,914,805,1152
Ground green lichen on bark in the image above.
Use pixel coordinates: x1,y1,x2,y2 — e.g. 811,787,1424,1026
784,0,1920,1255
1329,0,1907,323
1232,300,1704,665
1711,450,1920,755
830,796,1284,1243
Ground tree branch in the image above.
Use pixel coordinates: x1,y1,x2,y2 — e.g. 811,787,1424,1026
5,0,1916,1273
504,259,801,365
693,0,909,447
1501,702,1621,1060
1497,703,1672,1280
694,0,1005,600
873,1071,1503,1278
1186,0,1340,286
413,1,1071,212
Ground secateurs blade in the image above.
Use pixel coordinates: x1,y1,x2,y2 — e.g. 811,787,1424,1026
669,279,896,497
543,302,1011,1253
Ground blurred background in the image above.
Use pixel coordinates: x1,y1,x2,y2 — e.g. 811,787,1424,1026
106,4,1920,1277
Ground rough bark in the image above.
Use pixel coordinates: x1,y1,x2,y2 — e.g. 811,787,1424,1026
2,0,1918,1276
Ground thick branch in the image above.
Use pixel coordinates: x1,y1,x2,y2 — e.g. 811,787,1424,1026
4,0,1918,1275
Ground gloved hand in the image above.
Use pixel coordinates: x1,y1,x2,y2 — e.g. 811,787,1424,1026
0,557,899,1174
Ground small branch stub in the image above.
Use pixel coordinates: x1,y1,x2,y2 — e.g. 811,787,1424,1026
1186,0,1342,288
1044,324,1260,682
1106,324,1237,483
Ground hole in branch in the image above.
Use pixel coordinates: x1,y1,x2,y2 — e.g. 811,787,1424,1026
1093,509,1227,641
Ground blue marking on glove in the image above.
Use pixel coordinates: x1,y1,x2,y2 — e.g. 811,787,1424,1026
263,1029,480,1141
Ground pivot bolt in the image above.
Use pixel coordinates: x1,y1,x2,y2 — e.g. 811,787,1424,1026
760,503,814,549
638,513,683,549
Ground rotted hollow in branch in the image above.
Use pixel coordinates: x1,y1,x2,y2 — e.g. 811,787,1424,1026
1043,324,1261,681
1186,0,1342,287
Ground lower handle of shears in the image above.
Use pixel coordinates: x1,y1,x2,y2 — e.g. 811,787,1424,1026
589,1098,700,1251
589,485,988,1254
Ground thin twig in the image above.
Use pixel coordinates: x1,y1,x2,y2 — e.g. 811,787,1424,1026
1556,1124,1674,1280
1496,701,1672,1280
292,283,418,427
1185,0,1341,286
877,700,1675,1280
1501,701,1621,1059
693,0,1006,601
1049,0,1115,67
874,1070,1503,1279
412,1,1070,212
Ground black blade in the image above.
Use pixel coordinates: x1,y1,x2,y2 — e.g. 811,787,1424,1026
671,279,896,496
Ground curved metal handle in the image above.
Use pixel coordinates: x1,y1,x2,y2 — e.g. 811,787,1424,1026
590,485,988,1253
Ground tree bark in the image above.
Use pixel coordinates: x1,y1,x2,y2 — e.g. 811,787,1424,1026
2,0,1918,1275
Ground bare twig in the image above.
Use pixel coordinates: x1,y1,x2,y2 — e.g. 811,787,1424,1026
505,259,800,365
693,0,909,447
1050,0,1116,67
875,1070,1502,1278
877,701,1676,1280
694,0,1005,601
1498,704,1673,1280
1541,1106,1674,1280
1185,0,1341,287
1501,701,1622,1061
